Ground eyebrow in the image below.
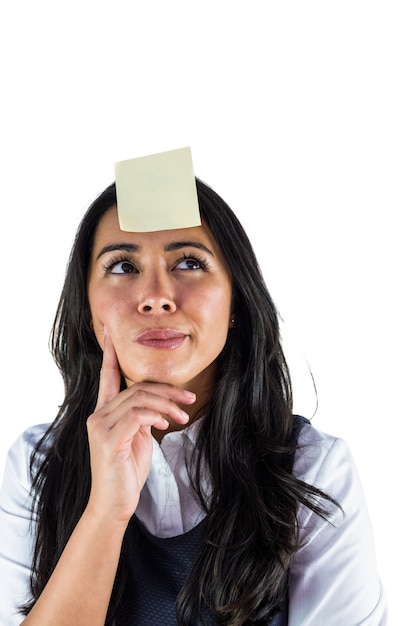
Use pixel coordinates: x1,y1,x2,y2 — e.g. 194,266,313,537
96,243,139,260
165,241,214,256
95,240,214,261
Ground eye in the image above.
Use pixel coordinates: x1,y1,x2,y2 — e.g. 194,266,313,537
103,257,138,274
175,254,208,271
111,261,137,274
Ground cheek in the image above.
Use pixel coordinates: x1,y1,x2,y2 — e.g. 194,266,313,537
89,291,129,345
197,284,232,328
89,296,106,348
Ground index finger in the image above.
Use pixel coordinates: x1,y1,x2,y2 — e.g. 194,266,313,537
95,327,122,410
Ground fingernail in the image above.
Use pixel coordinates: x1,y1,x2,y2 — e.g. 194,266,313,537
183,390,196,400
181,410,190,421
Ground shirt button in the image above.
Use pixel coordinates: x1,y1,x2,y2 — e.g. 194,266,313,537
158,466,169,477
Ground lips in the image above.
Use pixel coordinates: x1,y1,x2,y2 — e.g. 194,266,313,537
135,329,187,350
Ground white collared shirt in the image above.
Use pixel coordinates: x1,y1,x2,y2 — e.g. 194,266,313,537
136,421,207,537
0,421,388,625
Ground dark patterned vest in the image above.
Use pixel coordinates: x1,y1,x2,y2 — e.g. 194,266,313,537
114,516,288,626
113,416,308,625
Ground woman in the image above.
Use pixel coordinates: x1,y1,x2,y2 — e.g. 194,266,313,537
0,178,387,625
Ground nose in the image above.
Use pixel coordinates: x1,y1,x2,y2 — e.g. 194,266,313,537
136,270,177,315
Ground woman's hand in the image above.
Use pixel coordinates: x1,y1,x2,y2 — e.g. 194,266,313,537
85,329,195,525
21,331,197,626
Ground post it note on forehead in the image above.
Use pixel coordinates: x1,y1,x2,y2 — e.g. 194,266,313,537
114,147,201,232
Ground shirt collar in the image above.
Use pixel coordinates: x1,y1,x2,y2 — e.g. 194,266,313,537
158,416,203,450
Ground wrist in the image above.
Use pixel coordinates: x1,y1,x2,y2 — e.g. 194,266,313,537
82,502,132,539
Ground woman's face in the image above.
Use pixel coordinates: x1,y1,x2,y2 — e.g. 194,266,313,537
88,206,233,397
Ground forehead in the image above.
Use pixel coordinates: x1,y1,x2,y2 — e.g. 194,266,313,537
91,205,221,256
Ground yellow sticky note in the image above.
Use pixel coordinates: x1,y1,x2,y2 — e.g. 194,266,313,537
114,147,201,232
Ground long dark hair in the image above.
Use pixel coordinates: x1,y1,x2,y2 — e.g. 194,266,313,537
22,179,337,624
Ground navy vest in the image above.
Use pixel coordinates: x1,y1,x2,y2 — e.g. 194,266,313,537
114,516,288,626
112,416,308,625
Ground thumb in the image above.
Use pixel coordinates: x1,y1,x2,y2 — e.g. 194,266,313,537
95,327,121,410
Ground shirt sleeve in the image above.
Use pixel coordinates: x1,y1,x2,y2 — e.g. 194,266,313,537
0,425,49,626
289,425,388,626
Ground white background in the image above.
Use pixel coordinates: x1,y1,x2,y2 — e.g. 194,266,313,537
0,1,415,623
